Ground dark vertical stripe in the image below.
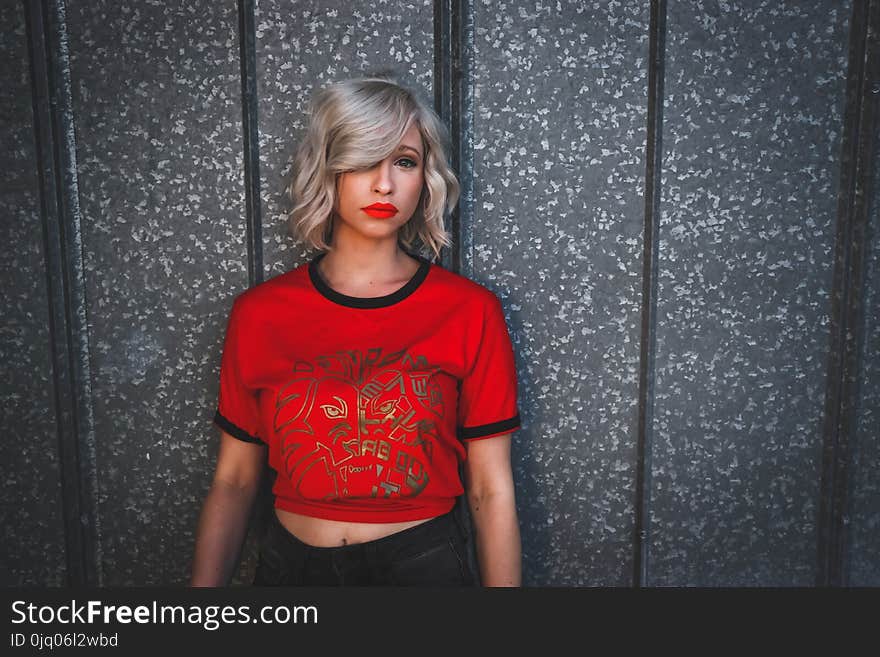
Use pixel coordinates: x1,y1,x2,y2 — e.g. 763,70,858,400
433,0,469,275
819,0,879,588
633,0,667,589
237,0,263,286
436,0,480,580
24,0,101,586
234,0,272,542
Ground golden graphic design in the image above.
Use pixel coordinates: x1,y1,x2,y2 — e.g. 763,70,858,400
273,348,445,501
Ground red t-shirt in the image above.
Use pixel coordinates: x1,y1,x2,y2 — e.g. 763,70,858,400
213,251,521,522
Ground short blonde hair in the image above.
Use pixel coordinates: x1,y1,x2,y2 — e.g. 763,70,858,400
286,74,459,262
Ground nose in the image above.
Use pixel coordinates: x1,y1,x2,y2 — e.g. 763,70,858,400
371,159,394,195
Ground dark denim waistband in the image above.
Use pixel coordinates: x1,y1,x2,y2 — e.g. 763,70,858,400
267,507,464,556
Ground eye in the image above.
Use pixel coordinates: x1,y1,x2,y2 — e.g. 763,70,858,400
319,395,348,419
377,400,396,413
396,157,418,169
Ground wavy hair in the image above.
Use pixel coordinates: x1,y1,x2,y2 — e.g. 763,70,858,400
285,74,459,262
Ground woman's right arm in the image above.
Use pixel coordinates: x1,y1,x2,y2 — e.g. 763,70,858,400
190,430,267,586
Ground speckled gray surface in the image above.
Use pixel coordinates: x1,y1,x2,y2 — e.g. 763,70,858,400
9,0,879,587
0,0,67,586
650,1,851,585
471,2,650,585
66,0,248,585
256,0,436,278
848,110,880,586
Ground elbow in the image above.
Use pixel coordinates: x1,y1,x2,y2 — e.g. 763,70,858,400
210,476,261,501
466,485,515,513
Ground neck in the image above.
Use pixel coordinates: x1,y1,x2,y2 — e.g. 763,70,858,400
320,220,416,284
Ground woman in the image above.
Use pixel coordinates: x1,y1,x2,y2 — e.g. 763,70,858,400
190,74,522,586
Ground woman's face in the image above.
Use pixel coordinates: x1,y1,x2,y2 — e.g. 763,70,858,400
333,122,425,241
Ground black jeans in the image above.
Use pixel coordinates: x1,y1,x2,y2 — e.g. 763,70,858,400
252,508,476,586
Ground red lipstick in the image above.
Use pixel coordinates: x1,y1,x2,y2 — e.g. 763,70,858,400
362,203,398,219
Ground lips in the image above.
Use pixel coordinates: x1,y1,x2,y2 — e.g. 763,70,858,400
362,203,398,219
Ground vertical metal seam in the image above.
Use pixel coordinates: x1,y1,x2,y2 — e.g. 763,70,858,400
633,0,667,589
438,0,481,582
818,0,878,587
451,0,464,277
237,0,263,287
26,0,101,586
435,0,471,277
51,0,102,586
233,0,269,569
842,0,880,588
460,0,475,281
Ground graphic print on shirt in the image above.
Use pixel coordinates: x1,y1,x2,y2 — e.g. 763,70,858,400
273,347,445,501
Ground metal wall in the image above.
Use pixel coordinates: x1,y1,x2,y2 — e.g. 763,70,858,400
847,0,880,585
651,1,851,586
1,0,66,586
3,0,878,586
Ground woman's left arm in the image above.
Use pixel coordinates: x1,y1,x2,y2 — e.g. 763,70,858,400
463,433,521,586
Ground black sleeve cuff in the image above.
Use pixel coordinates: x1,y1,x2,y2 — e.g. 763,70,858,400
457,412,521,440
213,409,263,444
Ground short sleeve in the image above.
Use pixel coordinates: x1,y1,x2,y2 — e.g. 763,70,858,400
457,292,522,441
213,297,264,444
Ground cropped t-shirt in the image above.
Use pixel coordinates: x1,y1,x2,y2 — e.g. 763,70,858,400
213,251,522,523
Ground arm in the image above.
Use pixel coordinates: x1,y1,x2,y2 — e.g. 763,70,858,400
190,430,266,587
463,433,521,587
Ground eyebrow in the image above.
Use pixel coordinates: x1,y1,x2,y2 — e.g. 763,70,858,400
396,144,423,158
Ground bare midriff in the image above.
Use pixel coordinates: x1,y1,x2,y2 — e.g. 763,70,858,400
274,508,433,548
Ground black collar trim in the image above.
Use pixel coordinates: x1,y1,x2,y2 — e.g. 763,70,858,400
308,251,431,309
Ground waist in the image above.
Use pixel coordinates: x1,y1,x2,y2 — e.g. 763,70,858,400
272,494,457,525
269,506,462,553
274,508,435,547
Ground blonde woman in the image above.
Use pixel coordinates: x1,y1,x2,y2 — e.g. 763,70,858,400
190,74,522,586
